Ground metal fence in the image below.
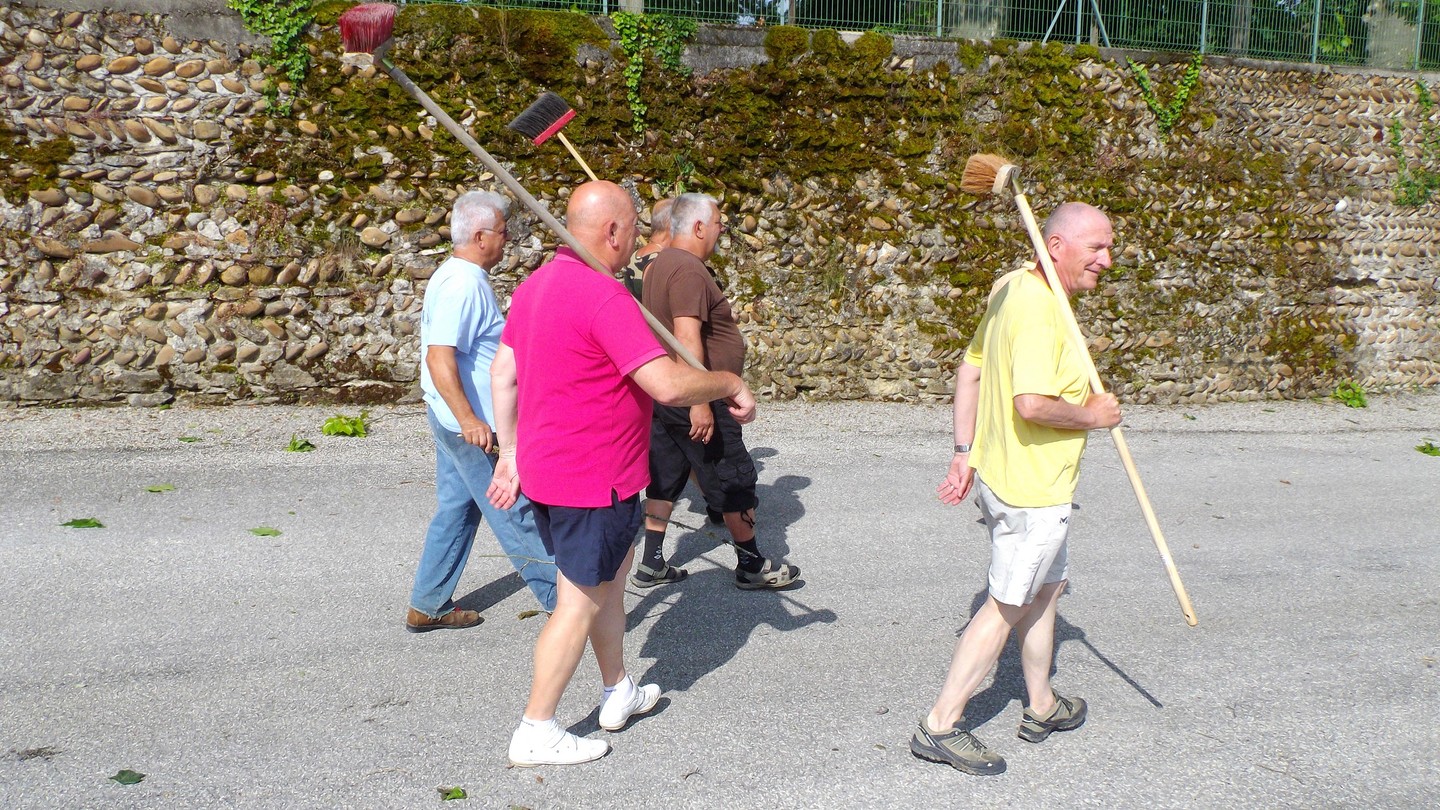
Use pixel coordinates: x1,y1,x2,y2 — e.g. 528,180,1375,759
398,1,1440,70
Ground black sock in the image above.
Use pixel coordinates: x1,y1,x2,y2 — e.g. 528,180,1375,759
641,529,667,573
734,539,763,573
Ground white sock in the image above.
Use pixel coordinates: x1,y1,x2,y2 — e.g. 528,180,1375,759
519,715,560,741
603,675,635,703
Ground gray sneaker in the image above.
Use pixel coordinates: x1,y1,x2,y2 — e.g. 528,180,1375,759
1018,691,1087,743
910,719,1006,776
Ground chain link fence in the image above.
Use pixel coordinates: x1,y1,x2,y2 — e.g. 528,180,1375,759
395,1,1440,69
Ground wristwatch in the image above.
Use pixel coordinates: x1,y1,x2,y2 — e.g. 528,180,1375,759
954,443,972,454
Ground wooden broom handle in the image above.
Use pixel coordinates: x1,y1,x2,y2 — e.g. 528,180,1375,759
376,54,702,371
1011,186,1198,627
556,132,599,182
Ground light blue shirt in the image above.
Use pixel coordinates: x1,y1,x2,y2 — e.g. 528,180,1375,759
420,256,504,433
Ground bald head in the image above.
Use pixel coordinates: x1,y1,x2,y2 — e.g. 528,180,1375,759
565,180,639,273
1042,202,1108,241
1040,202,1113,296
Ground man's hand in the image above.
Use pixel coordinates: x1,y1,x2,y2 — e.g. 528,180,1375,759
936,455,975,505
486,456,521,510
458,418,494,451
1084,393,1123,429
725,380,757,425
688,403,715,443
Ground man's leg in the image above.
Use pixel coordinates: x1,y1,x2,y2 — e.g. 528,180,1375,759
925,596,1031,730
1014,579,1066,716
524,569,604,721
635,410,691,585
509,567,611,767
910,594,1031,776
407,413,483,630
697,405,798,588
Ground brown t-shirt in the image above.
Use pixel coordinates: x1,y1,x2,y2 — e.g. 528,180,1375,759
641,247,746,376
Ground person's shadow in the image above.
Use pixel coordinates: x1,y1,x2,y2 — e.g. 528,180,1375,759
954,580,1162,729
624,446,836,695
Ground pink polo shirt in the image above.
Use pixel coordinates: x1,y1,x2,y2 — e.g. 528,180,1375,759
501,248,667,507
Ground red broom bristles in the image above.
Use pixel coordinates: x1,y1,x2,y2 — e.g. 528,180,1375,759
339,3,398,55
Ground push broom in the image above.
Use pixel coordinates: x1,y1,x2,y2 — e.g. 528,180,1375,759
961,153,1199,628
337,3,702,370
507,92,599,182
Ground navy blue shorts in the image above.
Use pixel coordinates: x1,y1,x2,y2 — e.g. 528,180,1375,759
533,491,642,587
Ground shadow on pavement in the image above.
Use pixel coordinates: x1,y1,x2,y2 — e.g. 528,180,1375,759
956,586,1163,729
627,446,836,693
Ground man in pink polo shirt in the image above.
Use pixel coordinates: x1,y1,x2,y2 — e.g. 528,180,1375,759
488,181,757,767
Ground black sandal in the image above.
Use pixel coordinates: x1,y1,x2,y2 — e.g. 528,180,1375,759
629,563,689,588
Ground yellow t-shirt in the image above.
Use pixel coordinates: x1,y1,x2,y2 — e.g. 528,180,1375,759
963,271,1091,507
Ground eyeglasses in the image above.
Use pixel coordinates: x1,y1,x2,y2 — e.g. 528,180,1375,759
478,225,509,241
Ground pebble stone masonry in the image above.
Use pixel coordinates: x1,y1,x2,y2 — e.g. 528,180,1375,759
0,2,1437,407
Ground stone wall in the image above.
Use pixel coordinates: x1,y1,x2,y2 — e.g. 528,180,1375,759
1,2,1437,407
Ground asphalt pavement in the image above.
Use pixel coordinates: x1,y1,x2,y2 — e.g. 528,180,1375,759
1,393,1437,808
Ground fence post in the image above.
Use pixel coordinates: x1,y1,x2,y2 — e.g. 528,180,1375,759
1200,0,1209,55
1076,0,1083,44
788,0,796,26
937,0,944,38
1310,0,1322,63
1417,0,1428,71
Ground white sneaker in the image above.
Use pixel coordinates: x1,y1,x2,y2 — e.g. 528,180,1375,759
508,722,609,767
598,681,662,732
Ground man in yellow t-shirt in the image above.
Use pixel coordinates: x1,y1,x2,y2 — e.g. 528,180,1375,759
911,203,1123,776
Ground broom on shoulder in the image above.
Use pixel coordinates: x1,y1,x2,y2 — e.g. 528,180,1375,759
337,3,701,370
961,153,1198,628
506,92,599,182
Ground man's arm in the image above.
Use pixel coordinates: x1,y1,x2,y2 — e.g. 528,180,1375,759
938,360,981,505
1014,392,1122,431
671,315,715,443
630,355,755,424
426,345,493,451
485,344,522,510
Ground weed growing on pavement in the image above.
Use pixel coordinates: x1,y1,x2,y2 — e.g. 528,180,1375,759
286,435,317,452
61,517,103,528
1417,440,1440,456
1332,380,1367,408
322,411,370,437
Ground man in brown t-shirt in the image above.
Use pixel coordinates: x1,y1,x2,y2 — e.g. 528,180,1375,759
634,193,800,590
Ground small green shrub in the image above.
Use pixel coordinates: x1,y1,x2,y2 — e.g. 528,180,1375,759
286,434,317,452
1417,440,1440,457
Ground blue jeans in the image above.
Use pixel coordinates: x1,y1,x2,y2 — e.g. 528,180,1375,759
410,409,557,614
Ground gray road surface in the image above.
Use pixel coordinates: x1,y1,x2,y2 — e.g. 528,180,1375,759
1,394,1437,808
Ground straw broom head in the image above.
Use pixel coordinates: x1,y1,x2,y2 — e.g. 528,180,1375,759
339,3,398,54
961,153,1020,197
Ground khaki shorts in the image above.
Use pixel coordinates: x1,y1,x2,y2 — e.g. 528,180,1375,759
976,476,1071,607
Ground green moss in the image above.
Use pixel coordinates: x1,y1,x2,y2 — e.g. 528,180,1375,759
852,32,893,71
810,29,845,64
205,15,1358,400
0,129,75,204
764,25,810,64
956,41,985,71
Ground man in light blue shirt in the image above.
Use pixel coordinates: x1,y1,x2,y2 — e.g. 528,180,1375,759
407,190,557,632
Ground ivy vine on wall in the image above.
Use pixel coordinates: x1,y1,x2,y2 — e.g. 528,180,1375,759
611,12,697,134
228,0,315,113
1127,53,1203,137
1391,79,1440,205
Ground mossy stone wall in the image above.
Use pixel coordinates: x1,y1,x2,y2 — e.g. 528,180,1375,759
1,3,1437,406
